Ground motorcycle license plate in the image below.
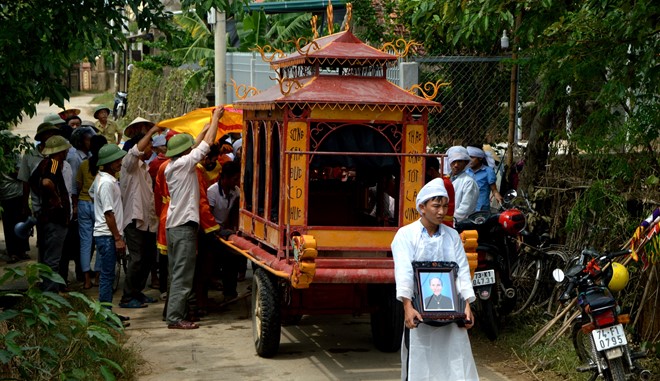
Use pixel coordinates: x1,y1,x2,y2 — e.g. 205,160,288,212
472,270,495,286
592,324,628,351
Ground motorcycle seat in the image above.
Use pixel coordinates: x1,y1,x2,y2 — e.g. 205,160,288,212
581,291,616,311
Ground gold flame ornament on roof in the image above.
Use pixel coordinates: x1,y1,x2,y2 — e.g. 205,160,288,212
407,80,451,101
327,3,334,34
311,15,319,39
252,45,286,63
230,79,260,100
284,37,320,56
380,39,422,58
271,75,304,96
344,3,352,31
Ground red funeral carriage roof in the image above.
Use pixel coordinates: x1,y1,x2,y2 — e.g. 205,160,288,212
235,75,441,112
270,30,398,70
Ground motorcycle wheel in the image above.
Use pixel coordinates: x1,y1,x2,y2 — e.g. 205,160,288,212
114,104,124,121
476,298,498,341
605,357,626,381
572,320,596,365
510,255,541,315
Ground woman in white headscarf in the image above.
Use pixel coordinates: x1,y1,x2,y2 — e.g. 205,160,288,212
391,178,478,381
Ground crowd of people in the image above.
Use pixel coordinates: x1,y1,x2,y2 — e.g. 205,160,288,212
1,105,243,329
1,105,505,377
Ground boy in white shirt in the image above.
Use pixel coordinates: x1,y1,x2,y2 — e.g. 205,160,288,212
90,144,129,325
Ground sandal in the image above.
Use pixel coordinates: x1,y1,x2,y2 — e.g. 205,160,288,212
119,299,148,309
167,320,199,330
139,294,157,304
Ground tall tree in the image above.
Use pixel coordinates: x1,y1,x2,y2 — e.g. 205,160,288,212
0,0,168,128
397,0,659,190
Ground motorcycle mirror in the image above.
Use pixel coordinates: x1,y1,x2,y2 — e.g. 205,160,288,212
504,189,517,202
552,268,565,283
566,264,583,277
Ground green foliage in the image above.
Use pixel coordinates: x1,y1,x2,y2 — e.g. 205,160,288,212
565,180,632,249
235,10,269,50
0,264,139,380
0,0,168,128
126,67,208,122
396,0,659,150
0,131,31,175
265,12,313,49
172,12,215,67
351,0,388,44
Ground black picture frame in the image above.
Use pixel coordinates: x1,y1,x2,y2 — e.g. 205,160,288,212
412,261,467,323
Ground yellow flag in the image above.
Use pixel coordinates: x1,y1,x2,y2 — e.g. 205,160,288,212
157,105,243,141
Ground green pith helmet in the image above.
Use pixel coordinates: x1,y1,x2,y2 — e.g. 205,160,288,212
165,133,194,157
93,105,111,119
41,135,72,156
97,143,127,166
34,122,61,141
43,113,65,125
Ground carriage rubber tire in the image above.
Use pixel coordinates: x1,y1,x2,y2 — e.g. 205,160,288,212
251,268,281,358
605,357,626,381
478,298,498,341
369,285,404,352
510,256,542,315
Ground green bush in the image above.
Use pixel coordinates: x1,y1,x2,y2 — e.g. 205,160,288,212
0,264,142,380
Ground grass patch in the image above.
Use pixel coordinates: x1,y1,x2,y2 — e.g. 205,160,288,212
489,307,660,380
496,311,588,380
90,92,115,106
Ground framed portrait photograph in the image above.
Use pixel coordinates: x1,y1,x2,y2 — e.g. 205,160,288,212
412,261,467,323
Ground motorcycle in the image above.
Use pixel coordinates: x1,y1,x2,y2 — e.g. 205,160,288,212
113,91,128,120
553,248,651,381
455,190,526,340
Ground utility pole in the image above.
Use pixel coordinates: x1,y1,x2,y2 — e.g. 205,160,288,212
214,8,226,105
506,10,522,185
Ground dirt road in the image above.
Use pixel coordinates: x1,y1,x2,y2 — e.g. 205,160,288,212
118,269,533,381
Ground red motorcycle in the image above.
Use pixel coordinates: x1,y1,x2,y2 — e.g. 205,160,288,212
455,190,526,340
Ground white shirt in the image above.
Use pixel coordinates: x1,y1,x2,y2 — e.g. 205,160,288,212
120,145,157,232
391,220,475,304
451,171,479,221
207,183,239,226
391,220,479,381
91,172,123,237
165,141,210,228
